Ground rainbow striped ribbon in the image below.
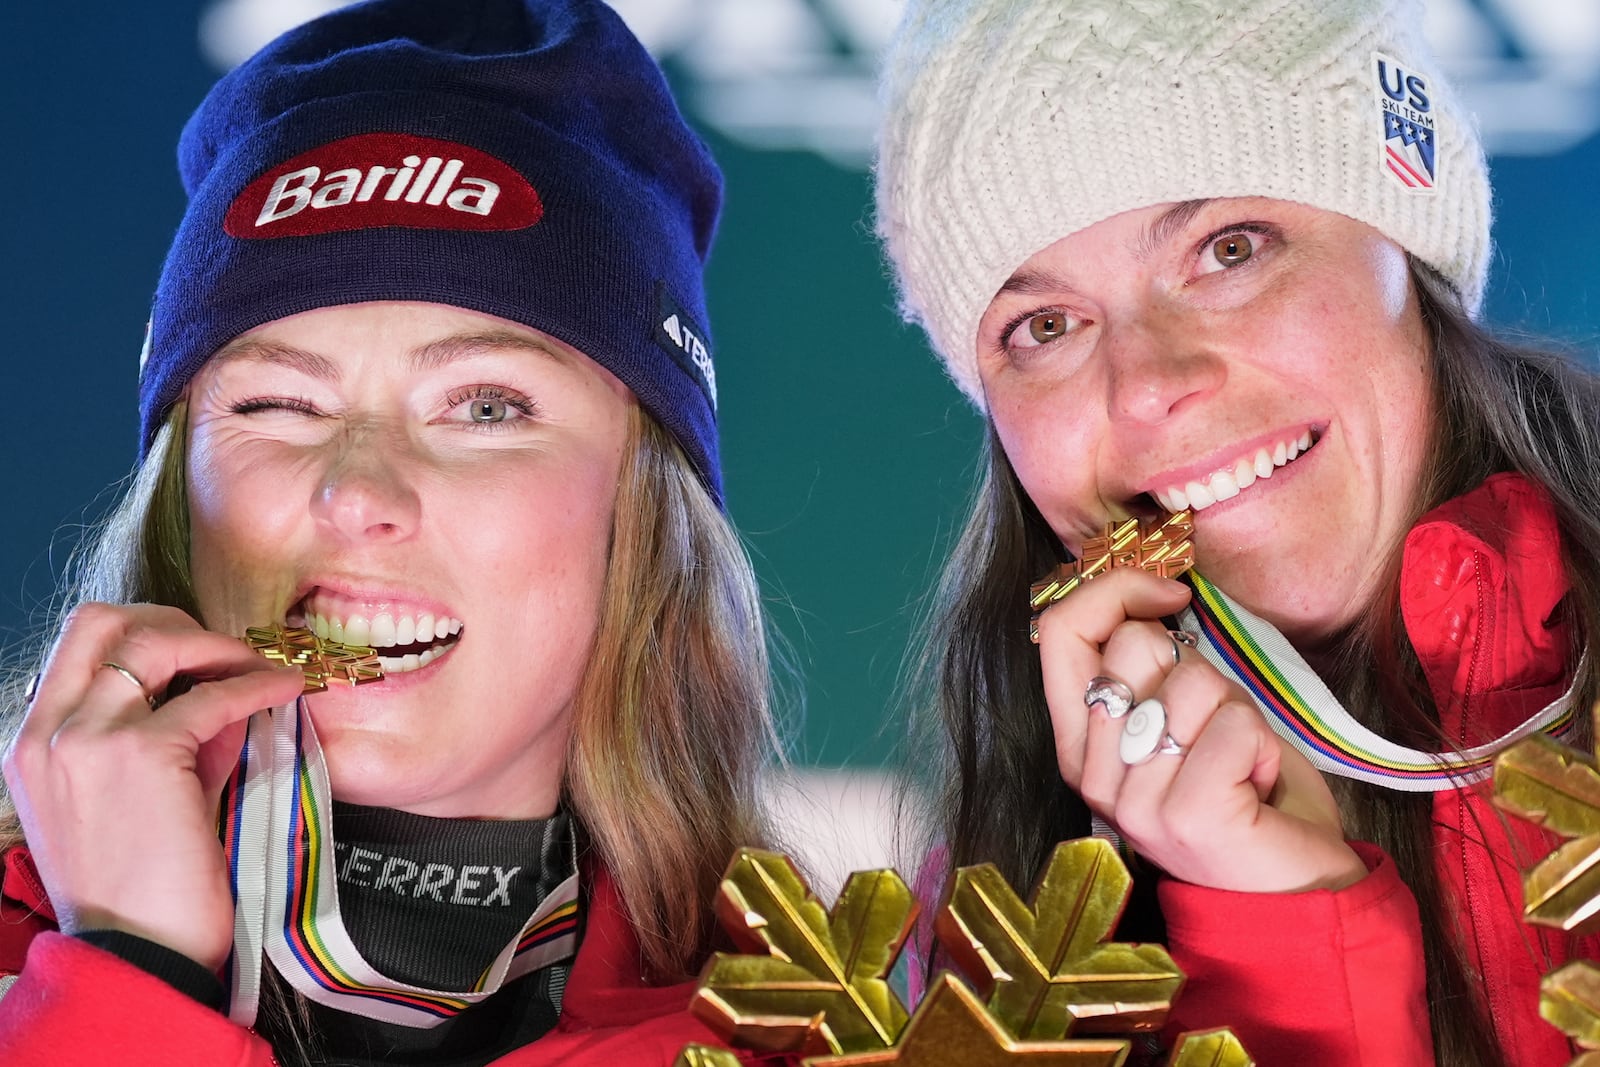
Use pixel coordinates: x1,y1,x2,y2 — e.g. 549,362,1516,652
1178,571,1580,792
219,701,581,1027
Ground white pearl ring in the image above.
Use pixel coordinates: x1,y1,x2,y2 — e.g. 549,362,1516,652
1083,628,1198,765
1119,698,1187,765
1085,677,1188,766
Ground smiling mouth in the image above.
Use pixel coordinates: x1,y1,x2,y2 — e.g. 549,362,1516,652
1149,429,1320,514
286,602,464,675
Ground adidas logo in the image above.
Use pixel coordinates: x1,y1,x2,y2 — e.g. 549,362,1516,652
224,133,542,238
655,288,717,407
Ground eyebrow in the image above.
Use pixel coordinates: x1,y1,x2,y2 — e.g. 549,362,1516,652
407,330,570,373
1134,198,1212,262
997,198,1214,297
209,339,341,380
210,328,569,379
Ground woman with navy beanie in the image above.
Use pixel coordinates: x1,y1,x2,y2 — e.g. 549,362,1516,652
0,2,784,1064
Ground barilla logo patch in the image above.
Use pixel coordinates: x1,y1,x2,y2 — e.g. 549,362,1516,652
655,285,717,409
224,133,543,238
1373,53,1438,193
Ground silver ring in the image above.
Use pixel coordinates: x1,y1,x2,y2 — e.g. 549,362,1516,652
1167,629,1198,665
99,661,157,709
1120,698,1170,765
1158,733,1186,756
1085,676,1135,719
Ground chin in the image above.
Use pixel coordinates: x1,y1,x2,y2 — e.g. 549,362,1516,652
314,725,436,805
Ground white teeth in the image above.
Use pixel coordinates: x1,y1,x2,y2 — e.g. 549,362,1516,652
344,615,371,647
299,605,463,654
375,642,453,675
1156,432,1317,514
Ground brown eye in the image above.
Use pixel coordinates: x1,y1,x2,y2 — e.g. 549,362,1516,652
1212,233,1254,267
1004,309,1081,352
1029,313,1069,344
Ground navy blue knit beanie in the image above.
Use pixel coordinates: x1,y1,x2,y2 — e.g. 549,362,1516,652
140,0,724,499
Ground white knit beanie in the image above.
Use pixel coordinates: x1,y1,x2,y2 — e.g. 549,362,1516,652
875,0,1492,408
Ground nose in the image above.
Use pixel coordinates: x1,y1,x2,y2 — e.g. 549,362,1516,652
308,420,422,543
1104,312,1226,425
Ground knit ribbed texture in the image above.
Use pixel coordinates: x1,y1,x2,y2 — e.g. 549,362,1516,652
875,0,1492,408
140,0,726,499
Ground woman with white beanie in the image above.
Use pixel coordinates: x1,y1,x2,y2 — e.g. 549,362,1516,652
877,0,1600,1063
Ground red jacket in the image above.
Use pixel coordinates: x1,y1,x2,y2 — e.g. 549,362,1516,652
0,849,759,1066
1164,472,1595,1064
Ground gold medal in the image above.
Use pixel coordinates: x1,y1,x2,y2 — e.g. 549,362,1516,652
245,624,384,693
1029,512,1194,643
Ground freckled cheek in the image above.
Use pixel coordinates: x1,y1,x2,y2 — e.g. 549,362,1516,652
189,449,305,548
187,445,315,626
993,408,1097,530
462,467,617,615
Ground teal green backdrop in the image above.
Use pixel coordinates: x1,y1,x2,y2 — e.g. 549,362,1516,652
3,2,1595,770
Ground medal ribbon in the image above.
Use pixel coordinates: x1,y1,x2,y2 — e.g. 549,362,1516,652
1178,571,1579,792
219,701,581,1027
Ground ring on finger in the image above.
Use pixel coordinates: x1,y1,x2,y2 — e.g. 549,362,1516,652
1167,629,1199,665
1085,675,1135,719
1120,698,1175,765
99,661,158,710
1158,732,1186,756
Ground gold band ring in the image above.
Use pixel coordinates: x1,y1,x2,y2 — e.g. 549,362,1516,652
99,661,158,709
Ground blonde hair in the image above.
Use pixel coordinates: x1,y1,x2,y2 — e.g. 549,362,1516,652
569,404,777,976
0,400,778,981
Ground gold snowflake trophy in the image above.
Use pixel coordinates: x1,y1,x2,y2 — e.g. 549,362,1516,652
673,839,1252,1066
1495,714,1600,1064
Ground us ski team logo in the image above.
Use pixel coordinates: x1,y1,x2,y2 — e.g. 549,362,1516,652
1374,52,1438,192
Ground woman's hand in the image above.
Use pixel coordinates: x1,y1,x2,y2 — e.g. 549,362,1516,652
2,602,305,971
1035,569,1366,894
